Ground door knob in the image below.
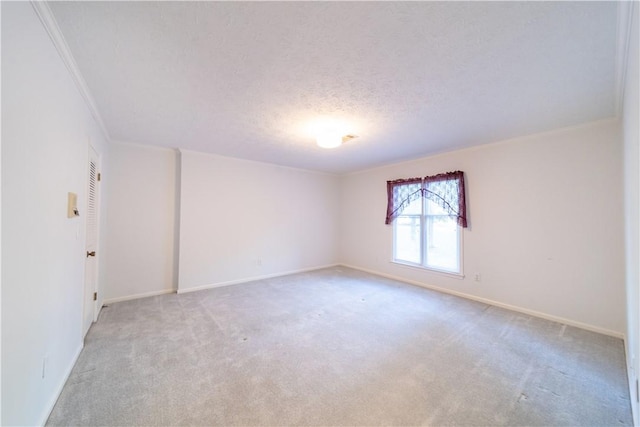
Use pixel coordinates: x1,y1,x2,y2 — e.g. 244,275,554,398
86,251,96,258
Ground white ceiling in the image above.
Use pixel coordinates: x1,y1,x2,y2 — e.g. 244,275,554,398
50,1,619,174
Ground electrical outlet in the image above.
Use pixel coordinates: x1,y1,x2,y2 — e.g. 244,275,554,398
474,273,481,282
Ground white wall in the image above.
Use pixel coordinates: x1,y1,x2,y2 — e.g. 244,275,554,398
340,119,625,336
1,3,109,425
104,142,178,302
178,150,339,292
622,3,640,424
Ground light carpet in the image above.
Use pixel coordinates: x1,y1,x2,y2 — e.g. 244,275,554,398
47,267,633,426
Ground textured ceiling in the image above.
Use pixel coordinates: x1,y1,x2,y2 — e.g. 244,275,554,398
50,1,618,174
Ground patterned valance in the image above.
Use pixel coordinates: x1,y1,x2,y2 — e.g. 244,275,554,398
385,171,467,227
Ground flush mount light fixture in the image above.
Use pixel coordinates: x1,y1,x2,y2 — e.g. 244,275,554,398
316,131,342,149
316,132,358,149
307,117,358,149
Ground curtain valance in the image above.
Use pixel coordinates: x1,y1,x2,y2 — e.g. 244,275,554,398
385,171,467,227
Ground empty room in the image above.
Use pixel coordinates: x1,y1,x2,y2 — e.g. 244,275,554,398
2,1,639,426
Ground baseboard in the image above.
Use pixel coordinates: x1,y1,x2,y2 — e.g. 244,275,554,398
103,289,176,305
340,263,624,339
623,336,639,426
177,264,340,294
38,343,83,426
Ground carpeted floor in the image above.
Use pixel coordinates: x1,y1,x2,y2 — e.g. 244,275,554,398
47,267,632,426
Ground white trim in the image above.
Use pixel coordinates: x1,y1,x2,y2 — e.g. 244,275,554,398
345,118,619,177
390,260,465,280
622,335,638,427
391,192,465,277
103,289,176,305
30,1,111,141
340,263,624,339
615,0,635,117
87,143,102,326
103,265,341,302
0,2,3,420
111,140,179,153
177,264,340,294
38,343,83,427
179,148,339,177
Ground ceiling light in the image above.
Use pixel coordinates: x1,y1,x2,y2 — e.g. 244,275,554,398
316,131,343,149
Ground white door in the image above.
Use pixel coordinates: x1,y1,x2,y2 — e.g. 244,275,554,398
83,146,100,338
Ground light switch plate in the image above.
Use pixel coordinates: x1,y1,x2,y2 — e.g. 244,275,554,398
67,192,79,218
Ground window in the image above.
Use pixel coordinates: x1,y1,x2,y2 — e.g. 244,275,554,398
387,172,466,275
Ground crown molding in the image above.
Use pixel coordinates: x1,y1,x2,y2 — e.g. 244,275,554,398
30,1,111,141
615,1,635,117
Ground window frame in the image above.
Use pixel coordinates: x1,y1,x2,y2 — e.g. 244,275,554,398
392,196,464,278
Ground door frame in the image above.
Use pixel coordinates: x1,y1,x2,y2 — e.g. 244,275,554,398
83,143,102,338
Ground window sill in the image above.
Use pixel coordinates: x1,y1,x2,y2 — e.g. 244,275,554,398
390,260,465,280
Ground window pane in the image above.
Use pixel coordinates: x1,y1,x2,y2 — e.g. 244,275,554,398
402,196,422,215
425,215,459,272
394,215,421,264
426,198,447,215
